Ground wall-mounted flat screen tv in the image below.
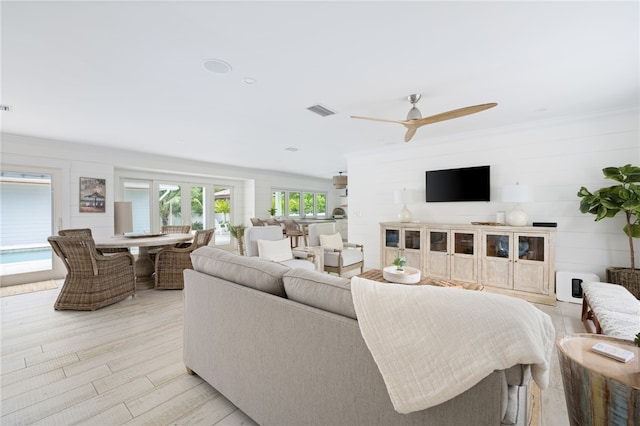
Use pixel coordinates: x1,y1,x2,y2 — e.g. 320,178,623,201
425,165,490,202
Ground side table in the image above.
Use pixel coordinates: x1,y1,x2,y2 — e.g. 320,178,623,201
557,334,639,426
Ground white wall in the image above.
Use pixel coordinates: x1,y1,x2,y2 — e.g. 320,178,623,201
1,133,336,241
347,109,640,280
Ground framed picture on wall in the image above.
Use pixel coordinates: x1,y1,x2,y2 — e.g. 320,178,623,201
79,177,106,213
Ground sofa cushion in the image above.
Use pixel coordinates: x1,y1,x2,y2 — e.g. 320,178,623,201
319,232,344,250
257,238,293,262
283,268,356,319
191,246,289,297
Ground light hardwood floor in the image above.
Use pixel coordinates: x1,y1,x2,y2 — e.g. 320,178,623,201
1,281,583,425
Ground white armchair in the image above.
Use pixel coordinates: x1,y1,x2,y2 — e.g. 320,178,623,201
244,226,315,270
307,222,364,276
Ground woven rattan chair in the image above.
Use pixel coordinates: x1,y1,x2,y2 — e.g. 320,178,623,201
59,228,130,254
250,218,266,226
162,225,191,234
283,219,305,248
48,234,136,310
150,225,193,259
154,228,214,290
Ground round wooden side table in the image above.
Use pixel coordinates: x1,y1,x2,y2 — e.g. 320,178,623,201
557,334,639,426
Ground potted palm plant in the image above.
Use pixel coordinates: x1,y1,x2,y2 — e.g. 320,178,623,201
229,224,246,256
577,164,640,297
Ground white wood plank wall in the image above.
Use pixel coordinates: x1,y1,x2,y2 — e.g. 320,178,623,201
347,109,640,279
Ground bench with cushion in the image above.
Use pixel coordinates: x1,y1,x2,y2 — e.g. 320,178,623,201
581,281,640,341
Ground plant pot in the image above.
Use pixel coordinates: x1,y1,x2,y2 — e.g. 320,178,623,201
606,267,640,299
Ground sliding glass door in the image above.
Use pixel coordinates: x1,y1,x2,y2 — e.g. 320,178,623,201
0,167,63,285
118,177,234,247
123,180,151,234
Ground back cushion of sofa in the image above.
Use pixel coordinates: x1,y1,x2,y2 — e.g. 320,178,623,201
283,268,357,319
191,246,289,297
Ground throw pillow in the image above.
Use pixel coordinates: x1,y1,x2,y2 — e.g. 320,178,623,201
319,232,343,250
257,238,293,262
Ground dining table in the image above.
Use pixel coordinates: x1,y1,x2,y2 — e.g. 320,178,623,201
95,233,193,289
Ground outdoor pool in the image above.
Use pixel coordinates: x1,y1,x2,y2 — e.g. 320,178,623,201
0,247,52,264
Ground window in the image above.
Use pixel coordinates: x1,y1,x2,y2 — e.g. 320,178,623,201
272,190,285,216
272,189,327,218
123,180,151,234
118,176,235,248
191,186,205,230
158,184,182,227
0,170,53,276
213,187,231,246
289,192,301,217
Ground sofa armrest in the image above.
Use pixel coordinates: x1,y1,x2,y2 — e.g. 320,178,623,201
292,249,315,262
344,242,363,250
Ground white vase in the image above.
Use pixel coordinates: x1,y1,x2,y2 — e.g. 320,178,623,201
398,204,412,222
506,204,528,226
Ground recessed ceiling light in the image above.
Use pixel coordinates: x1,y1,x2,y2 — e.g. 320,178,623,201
203,59,232,74
285,147,299,152
243,77,256,85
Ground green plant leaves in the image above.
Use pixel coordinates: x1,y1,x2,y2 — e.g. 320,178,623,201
578,165,640,269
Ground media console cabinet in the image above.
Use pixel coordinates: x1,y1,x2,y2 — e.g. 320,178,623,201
380,222,557,305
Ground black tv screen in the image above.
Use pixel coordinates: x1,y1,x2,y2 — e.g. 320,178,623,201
425,165,490,202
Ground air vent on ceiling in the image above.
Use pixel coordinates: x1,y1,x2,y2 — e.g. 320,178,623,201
306,104,336,117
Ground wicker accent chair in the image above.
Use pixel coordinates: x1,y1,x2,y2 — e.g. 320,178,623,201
154,228,214,290
48,234,136,310
162,225,191,234
149,225,193,259
265,217,280,226
250,218,266,226
58,228,129,255
283,219,305,248
265,218,285,235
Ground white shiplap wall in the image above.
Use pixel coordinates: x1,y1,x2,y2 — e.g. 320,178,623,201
347,109,640,280
1,134,336,241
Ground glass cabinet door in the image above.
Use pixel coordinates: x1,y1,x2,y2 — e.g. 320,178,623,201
385,229,400,248
518,235,545,261
404,230,421,250
429,231,448,252
454,232,474,255
485,234,510,258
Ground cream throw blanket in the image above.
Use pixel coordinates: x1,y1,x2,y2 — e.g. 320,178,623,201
351,276,555,414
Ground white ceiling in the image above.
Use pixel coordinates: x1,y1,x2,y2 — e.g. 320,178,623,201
2,1,638,179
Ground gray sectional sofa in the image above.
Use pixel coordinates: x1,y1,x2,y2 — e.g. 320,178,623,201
183,247,534,426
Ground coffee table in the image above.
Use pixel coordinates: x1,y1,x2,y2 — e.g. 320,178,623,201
357,269,484,291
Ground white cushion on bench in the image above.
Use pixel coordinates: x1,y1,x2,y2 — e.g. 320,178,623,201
582,282,640,341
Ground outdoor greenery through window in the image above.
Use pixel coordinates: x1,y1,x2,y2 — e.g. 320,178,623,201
122,178,233,247
271,190,326,218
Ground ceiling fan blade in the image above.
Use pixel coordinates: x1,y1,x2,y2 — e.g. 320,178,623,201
404,126,418,142
351,115,406,125
414,103,497,127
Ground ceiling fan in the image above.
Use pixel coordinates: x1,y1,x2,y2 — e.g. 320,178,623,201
351,94,497,142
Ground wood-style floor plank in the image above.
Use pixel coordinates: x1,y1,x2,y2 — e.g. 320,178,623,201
1,285,244,425
1,279,578,425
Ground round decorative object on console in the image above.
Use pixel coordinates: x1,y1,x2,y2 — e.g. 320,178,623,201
506,204,528,226
383,266,421,284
